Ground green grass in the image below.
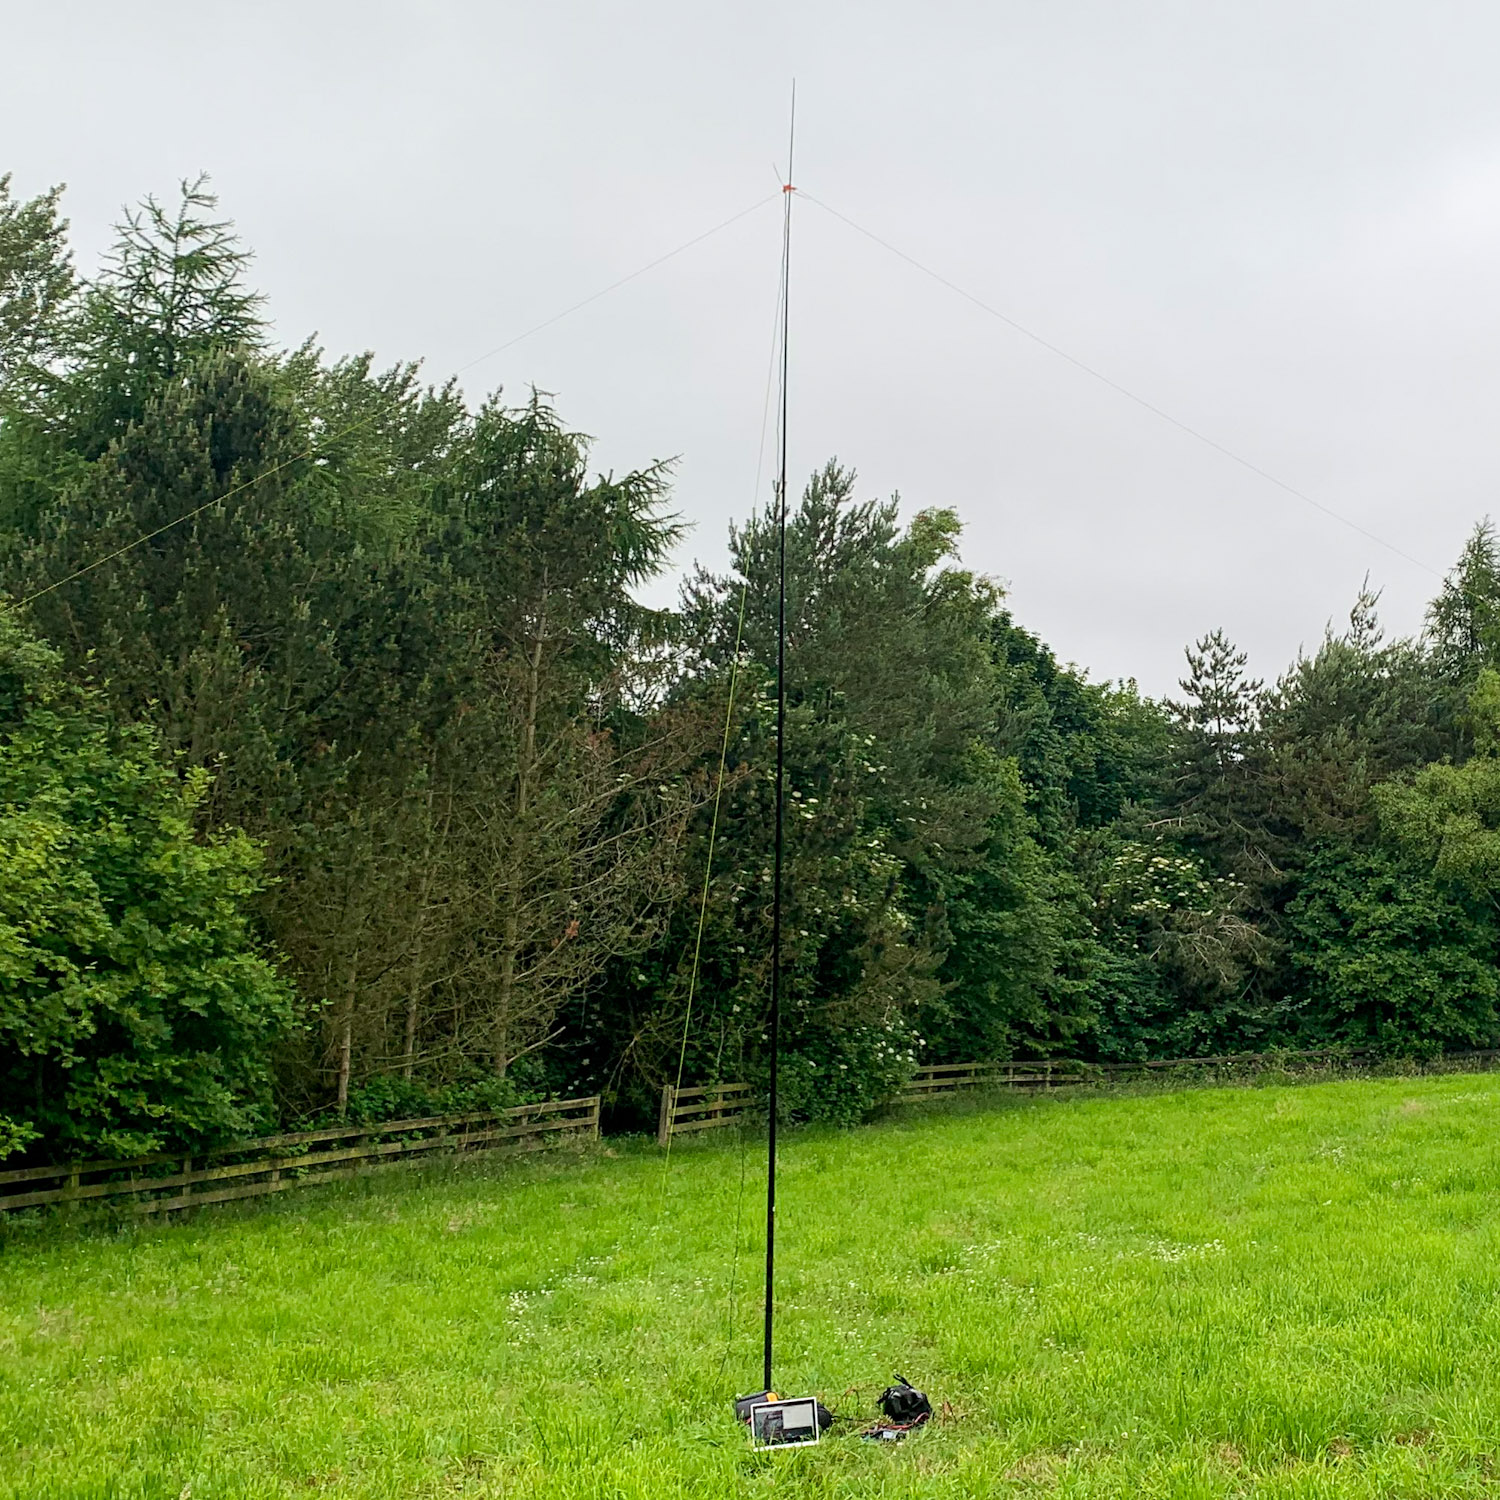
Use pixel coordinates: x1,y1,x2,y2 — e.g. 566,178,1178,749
7,1074,1500,1497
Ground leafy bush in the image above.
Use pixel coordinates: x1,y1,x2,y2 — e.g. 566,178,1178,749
768,1019,920,1126
1285,844,1500,1053
0,1113,37,1164
0,616,292,1159
336,1071,527,1126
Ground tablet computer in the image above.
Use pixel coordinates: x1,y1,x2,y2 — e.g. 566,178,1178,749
749,1397,821,1449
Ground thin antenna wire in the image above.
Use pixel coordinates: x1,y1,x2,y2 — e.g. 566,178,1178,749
667,239,788,1132
8,194,779,612
765,79,795,1397
715,1048,754,1386
800,191,1439,579
642,201,785,1326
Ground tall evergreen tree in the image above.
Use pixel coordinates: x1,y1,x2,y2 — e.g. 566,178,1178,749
1428,519,1500,684
1168,628,1263,857
0,173,74,408
64,175,264,449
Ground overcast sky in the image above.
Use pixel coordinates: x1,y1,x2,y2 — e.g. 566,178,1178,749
6,1,1500,695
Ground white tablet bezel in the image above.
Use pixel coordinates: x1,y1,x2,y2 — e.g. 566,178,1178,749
749,1396,822,1450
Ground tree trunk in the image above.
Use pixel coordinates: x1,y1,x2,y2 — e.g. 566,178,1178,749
336,955,358,1116
336,1011,353,1117
401,978,421,1080
495,587,546,1074
402,770,441,1080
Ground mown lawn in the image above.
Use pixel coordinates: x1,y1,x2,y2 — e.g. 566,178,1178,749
6,1073,1500,1498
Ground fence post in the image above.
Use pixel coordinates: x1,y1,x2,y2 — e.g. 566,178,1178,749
657,1084,675,1148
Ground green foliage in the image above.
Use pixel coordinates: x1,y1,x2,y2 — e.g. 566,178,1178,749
0,615,291,1158
65,174,265,446
0,1114,37,1164
1167,627,1264,872
1083,832,1268,1057
1427,519,1500,683
1,171,692,1123
0,173,74,408
334,1070,526,1126
770,1017,920,1125
8,168,1500,1147
990,614,1169,842
1285,844,1500,1052
658,463,1020,1108
1262,587,1453,846
929,752,1100,1059
1375,668,1500,898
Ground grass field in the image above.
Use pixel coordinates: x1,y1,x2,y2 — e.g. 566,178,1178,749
8,1074,1500,1498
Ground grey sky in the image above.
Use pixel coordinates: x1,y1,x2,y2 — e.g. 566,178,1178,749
6,1,1498,696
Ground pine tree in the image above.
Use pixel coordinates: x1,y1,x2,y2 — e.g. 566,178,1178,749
65,175,264,448
1262,586,1450,844
0,173,74,408
1167,629,1263,857
1428,519,1500,682
430,396,701,1082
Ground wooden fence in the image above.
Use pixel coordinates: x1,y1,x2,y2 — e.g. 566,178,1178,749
890,1049,1500,1100
20,1045,1500,1214
892,1054,1354,1101
657,1082,754,1146
656,1048,1500,1144
655,1053,1387,1144
895,1061,1064,1099
0,1095,601,1218
891,1051,1392,1101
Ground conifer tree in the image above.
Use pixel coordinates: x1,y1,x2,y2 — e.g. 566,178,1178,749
1167,628,1264,864
65,175,264,448
1428,519,1500,682
0,173,74,408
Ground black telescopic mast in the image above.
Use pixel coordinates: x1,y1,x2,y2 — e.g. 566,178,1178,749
764,84,795,1397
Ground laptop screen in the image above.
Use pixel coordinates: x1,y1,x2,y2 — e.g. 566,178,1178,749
750,1398,821,1449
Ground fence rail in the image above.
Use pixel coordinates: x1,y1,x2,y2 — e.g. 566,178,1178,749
0,1095,601,1217
895,1061,1063,1099
24,1045,1500,1213
891,1049,1500,1101
657,1083,753,1146
891,1050,1401,1101
655,1048,1500,1144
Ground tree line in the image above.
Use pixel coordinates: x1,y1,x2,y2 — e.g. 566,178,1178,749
4,174,1500,1162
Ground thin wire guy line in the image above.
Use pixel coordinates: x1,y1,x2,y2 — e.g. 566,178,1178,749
642,222,786,1317
714,1078,753,1389
9,193,781,611
800,191,1440,580
710,254,788,1387
666,254,786,1135
449,195,778,382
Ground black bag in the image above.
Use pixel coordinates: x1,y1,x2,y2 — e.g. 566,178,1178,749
878,1376,932,1426
733,1390,773,1424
